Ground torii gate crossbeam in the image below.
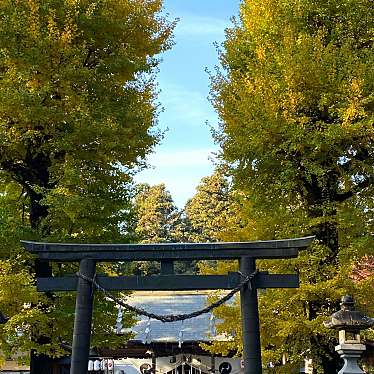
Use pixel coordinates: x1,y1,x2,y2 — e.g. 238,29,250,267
22,236,314,374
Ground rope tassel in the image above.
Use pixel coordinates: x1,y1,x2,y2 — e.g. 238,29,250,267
115,305,123,334
209,313,216,337
143,318,152,344
178,320,184,348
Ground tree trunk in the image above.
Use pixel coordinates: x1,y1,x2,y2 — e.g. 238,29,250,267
29,189,49,230
1,154,54,373
308,202,339,262
308,202,342,371
29,206,53,374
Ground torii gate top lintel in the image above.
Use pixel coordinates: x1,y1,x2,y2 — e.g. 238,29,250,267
21,235,314,261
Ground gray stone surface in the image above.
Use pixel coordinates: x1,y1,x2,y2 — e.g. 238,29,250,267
335,344,366,374
126,292,220,343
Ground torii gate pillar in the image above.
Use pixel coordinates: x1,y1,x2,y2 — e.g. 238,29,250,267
70,259,96,374
240,257,262,373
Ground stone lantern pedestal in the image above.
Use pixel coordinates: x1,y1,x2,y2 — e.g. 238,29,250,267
335,343,366,374
324,295,374,374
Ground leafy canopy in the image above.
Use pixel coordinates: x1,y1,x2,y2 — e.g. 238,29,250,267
0,0,175,239
0,0,175,364
207,0,374,371
133,183,189,274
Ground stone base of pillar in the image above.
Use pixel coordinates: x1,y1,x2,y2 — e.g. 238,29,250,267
335,344,366,374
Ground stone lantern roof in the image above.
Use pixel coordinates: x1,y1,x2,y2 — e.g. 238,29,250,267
324,295,374,332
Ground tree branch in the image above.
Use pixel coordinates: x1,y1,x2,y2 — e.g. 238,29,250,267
83,47,94,68
335,176,373,202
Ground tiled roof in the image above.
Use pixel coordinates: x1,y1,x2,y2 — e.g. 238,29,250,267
126,292,215,343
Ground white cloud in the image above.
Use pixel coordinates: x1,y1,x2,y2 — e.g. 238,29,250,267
145,148,216,167
158,83,217,127
135,148,218,207
175,14,230,38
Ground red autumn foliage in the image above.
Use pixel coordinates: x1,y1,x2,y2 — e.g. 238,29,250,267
350,255,374,282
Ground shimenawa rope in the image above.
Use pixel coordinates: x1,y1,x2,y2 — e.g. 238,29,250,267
76,270,257,323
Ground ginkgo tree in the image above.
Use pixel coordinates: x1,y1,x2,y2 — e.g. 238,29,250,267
206,0,373,372
134,183,183,244
0,0,175,372
185,170,234,242
132,183,186,274
0,0,175,238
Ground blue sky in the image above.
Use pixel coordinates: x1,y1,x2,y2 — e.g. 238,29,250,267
135,0,240,208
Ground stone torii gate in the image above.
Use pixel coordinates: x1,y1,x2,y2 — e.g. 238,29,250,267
22,236,314,374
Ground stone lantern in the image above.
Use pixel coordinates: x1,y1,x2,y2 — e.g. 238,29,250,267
324,295,374,374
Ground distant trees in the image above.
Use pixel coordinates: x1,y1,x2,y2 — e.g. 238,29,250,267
132,175,239,274
133,183,186,274
135,184,184,244
184,170,233,242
